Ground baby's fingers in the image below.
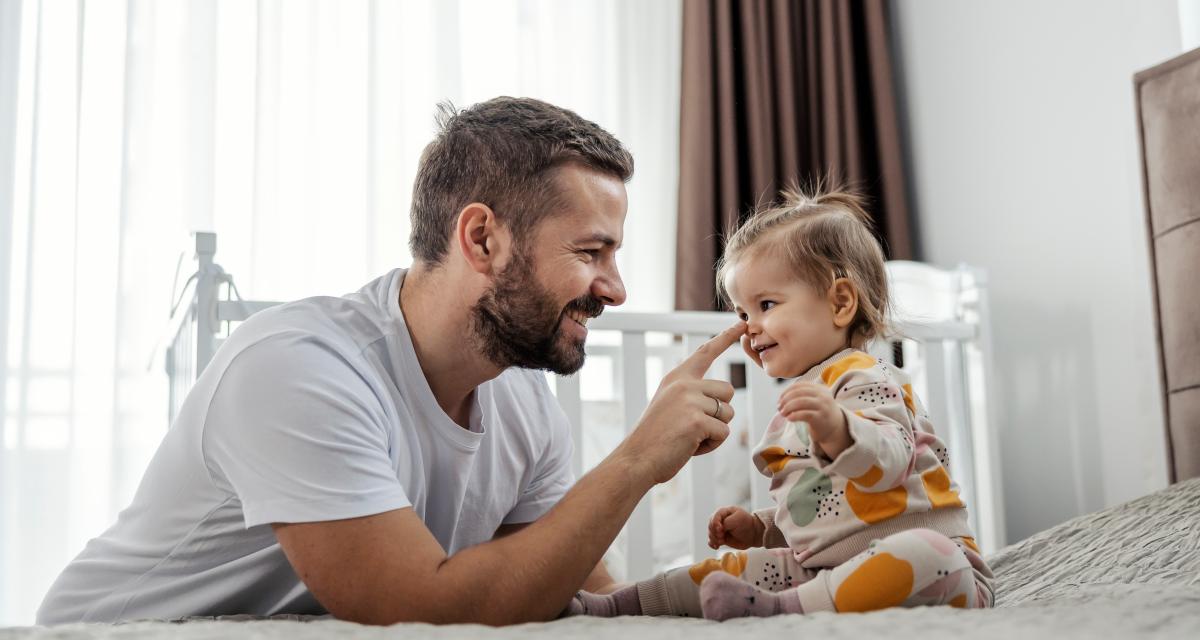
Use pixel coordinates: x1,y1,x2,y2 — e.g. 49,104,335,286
708,526,725,549
708,515,724,537
780,396,821,417
777,385,819,408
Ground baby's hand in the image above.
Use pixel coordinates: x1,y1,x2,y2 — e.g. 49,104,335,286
707,506,764,550
778,381,848,448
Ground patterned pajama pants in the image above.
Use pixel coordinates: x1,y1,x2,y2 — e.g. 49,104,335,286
637,528,995,617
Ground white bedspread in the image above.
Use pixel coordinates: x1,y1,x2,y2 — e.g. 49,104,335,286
6,479,1199,639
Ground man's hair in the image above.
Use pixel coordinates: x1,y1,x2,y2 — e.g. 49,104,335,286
715,184,891,347
409,97,634,264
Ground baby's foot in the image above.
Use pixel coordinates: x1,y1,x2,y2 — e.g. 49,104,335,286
559,585,643,618
700,572,803,620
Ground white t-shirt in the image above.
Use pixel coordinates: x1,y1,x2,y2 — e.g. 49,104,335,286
37,269,575,624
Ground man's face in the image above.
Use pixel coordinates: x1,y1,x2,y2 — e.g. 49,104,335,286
472,165,628,375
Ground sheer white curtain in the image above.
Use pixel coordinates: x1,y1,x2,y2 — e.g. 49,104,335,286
0,0,682,625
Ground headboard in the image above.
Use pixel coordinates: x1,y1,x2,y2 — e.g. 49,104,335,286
1135,47,1200,483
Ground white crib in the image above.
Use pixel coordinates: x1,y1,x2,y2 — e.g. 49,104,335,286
165,232,1006,580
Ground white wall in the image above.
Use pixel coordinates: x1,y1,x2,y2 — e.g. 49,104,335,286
1182,0,1200,49
891,0,1184,543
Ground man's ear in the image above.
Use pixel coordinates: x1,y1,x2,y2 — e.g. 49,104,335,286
455,203,511,275
828,278,859,329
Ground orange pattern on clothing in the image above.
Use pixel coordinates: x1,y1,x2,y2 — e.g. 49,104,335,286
921,466,964,509
845,481,908,523
851,464,884,489
757,446,791,474
687,551,749,585
949,594,968,608
834,552,914,612
901,384,916,416
820,352,877,387
960,537,980,554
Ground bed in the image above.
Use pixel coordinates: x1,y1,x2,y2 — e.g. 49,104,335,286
5,478,1197,638
11,45,1200,637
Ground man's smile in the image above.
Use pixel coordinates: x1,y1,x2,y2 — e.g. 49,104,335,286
565,309,592,327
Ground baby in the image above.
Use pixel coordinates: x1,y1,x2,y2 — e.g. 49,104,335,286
566,186,994,619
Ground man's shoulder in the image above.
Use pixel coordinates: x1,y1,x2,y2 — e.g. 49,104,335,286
224,272,404,366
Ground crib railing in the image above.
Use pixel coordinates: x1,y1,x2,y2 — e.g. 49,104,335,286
166,233,1005,582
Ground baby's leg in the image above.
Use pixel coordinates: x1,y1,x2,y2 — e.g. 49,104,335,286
562,548,817,618
700,528,984,620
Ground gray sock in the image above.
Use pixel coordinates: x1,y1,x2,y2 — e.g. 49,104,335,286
560,585,643,617
699,572,803,620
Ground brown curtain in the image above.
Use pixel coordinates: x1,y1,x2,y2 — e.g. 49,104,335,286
675,0,912,311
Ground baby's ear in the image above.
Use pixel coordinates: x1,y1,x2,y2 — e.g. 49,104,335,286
828,278,859,328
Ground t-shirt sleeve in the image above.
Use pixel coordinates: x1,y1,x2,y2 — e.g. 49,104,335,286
502,375,576,524
202,334,411,528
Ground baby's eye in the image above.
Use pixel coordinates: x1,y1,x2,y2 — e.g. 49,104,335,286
760,300,776,312
737,311,749,321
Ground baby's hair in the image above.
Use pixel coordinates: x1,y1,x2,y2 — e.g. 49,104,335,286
715,182,891,347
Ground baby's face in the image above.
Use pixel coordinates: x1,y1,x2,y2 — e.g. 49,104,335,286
725,255,846,378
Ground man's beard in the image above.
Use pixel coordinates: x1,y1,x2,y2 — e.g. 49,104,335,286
471,253,604,375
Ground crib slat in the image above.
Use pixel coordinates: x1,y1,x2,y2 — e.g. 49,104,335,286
923,339,952,458
685,333,717,565
554,374,585,478
966,268,1006,553
923,339,982,542
744,363,777,511
621,331,653,580
946,341,979,536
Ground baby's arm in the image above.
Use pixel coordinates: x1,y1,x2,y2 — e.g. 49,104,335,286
751,508,789,549
779,360,919,492
821,366,919,492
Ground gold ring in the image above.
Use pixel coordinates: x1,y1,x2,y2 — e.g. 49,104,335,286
711,396,721,419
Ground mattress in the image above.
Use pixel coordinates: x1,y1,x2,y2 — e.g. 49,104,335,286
5,478,1198,639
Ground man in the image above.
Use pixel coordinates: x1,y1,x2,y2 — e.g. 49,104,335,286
37,97,745,626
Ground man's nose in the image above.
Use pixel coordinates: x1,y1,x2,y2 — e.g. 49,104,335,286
593,265,626,307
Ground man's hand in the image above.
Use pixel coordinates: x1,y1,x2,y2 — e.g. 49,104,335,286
778,381,851,458
707,505,763,550
613,321,746,485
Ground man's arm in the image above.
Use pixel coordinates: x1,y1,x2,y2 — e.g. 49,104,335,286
274,453,647,625
273,322,745,626
495,523,619,594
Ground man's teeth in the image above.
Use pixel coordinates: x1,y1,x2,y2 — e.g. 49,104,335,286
567,311,589,326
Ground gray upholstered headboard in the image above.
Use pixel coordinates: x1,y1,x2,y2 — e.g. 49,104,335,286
1135,47,1200,484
